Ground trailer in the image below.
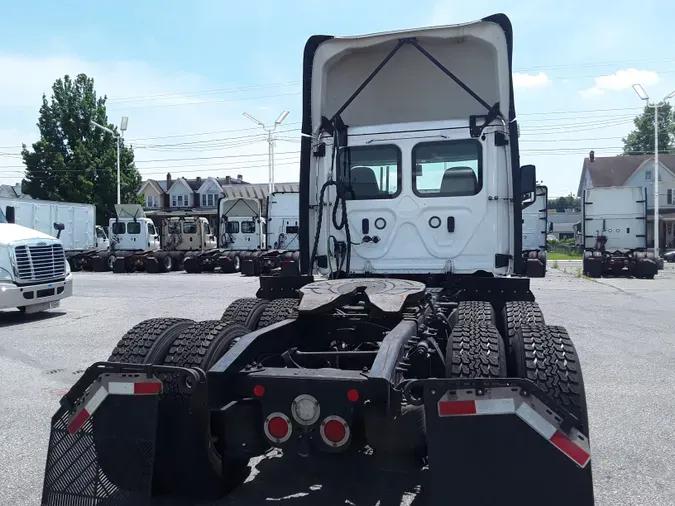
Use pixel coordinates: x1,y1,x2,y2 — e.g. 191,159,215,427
581,186,657,278
522,185,548,277
41,14,594,506
0,197,109,271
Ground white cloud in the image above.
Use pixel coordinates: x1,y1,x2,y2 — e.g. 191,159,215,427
513,72,551,89
579,68,659,98
0,54,303,186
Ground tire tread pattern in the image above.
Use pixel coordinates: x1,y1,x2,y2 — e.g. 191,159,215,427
513,324,588,431
455,301,495,325
503,301,545,345
108,318,193,364
256,298,299,329
220,298,269,329
446,323,506,378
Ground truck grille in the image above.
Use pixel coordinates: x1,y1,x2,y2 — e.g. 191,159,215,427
13,244,66,283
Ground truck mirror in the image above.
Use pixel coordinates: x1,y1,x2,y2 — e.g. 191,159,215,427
53,222,65,239
5,206,15,223
520,165,536,195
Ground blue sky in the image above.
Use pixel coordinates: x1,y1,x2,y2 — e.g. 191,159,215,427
0,0,673,196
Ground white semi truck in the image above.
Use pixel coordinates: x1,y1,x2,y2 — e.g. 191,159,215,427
183,193,300,275
521,185,548,277
581,185,657,278
0,197,109,271
0,205,72,313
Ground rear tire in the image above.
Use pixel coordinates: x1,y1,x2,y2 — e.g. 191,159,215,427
256,298,299,329
510,324,589,435
157,321,252,498
445,323,506,378
220,297,269,330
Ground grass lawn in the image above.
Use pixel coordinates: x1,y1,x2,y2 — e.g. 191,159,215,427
548,251,583,260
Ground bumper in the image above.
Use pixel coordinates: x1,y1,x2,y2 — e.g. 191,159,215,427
0,275,73,310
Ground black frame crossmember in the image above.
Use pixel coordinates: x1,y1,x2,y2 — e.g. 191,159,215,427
326,37,502,138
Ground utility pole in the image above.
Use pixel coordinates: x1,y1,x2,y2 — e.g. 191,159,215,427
91,117,129,205
632,85,675,257
242,110,290,195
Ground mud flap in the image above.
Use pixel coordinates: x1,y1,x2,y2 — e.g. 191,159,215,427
112,257,127,273
525,258,545,278
406,378,594,506
41,362,204,506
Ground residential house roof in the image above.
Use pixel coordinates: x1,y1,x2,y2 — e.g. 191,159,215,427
577,153,675,196
139,174,248,195
0,183,31,199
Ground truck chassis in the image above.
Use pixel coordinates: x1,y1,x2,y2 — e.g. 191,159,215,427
42,275,593,506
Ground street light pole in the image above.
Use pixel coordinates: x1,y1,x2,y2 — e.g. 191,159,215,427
242,110,290,195
91,117,129,205
632,85,675,256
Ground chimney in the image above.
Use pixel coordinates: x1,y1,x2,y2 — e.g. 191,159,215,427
225,175,231,185
237,174,243,181
166,172,172,188
589,150,595,163
196,176,201,185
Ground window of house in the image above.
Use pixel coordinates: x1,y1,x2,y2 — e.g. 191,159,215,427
112,222,125,234
645,170,652,180
412,140,482,197
668,189,673,205
337,145,401,200
171,195,177,207
127,222,141,234
226,221,239,234
208,193,215,206
201,194,207,206
147,223,156,236
183,221,197,234
241,221,256,234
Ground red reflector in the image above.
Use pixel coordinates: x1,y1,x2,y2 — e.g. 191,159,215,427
68,409,90,434
134,382,162,395
347,389,360,402
323,419,346,443
267,416,289,440
253,384,265,397
550,430,591,467
283,259,294,263
438,400,476,416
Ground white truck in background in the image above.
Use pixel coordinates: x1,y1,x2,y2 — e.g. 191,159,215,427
0,205,72,313
0,197,109,271
581,186,657,278
521,185,548,277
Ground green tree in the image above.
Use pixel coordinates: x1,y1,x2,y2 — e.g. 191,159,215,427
622,102,675,156
21,74,141,225
548,195,580,212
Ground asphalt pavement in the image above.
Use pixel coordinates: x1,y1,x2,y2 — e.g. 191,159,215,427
0,267,674,506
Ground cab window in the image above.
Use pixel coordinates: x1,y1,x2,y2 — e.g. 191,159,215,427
226,222,239,234
337,145,401,200
112,222,125,234
167,221,180,234
183,222,197,234
96,228,106,238
412,140,482,197
127,222,141,234
203,223,211,235
147,223,157,235
241,221,256,234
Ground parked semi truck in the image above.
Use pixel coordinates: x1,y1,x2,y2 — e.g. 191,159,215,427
581,186,657,279
0,204,72,314
89,204,160,273
522,185,548,277
183,192,300,275
0,197,109,271
143,216,217,273
41,15,594,506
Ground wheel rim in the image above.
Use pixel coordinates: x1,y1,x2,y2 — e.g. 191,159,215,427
164,257,172,270
234,256,240,270
108,256,115,269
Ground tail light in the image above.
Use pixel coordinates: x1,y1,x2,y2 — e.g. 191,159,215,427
320,415,350,448
264,413,292,443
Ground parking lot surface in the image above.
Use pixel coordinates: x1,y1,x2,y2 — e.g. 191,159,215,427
1,267,674,505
